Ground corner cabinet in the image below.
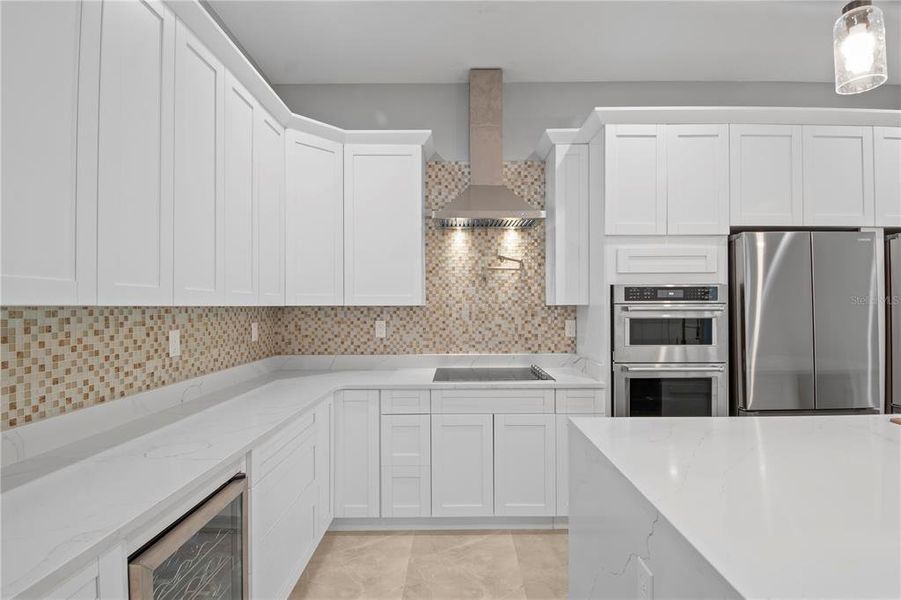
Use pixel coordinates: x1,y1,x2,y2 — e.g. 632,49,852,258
344,144,425,306
545,144,590,305
285,131,345,306
874,126,901,227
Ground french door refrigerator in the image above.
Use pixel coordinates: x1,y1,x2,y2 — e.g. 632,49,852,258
730,231,882,415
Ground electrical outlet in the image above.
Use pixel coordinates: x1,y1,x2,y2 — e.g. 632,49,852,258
637,556,654,600
375,320,387,339
251,322,259,342
168,329,181,358
565,319,577,338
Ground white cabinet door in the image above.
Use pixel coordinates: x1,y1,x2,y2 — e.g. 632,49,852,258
173,21,224,305
494,414,555,517
729,125,803,226
223,73,258,305
285,131,344,305
605,125,666,236
45,543,126,600
546,144,590,305
665,125,729,235
431,414,493,517
1,0,99,305
344,144,425,305
256,109,286,305
96,0,175,305
874,126,901,227
334,390,380,518
381,414,430,517
803,126,875,226
315,398,333,534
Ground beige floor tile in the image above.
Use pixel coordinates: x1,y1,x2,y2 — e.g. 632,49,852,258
511,531,568,600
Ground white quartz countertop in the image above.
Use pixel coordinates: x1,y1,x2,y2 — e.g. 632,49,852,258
1,365,600,597
571,415,901,600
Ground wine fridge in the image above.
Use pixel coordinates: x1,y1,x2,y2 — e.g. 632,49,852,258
129,475,248,599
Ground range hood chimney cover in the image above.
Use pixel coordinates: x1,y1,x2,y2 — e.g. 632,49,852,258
432,69,545,228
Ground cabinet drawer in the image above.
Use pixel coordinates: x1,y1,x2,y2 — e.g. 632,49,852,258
615,245,718,275
555,389,607,414
381,414,430,466
380,389,430,414
250,411,316,485
431,389,555,414
252,426,317,540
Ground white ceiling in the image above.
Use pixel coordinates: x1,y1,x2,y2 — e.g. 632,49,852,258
206,1,901,85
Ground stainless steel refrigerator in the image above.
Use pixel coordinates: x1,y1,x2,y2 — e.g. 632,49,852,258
889,234,900,414
730,231,882,415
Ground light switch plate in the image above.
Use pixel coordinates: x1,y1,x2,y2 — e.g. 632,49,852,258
168,330,181,358
251,322,259,342
565,319,577,338
637,556,653,600
375,320,387,338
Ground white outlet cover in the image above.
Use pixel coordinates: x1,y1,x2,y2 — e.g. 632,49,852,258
375,320,387,338
565,319,577,338
251,322,259,342
168,330,181,358
637,556,654,600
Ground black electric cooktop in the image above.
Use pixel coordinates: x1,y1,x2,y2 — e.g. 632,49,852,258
432,366,554,382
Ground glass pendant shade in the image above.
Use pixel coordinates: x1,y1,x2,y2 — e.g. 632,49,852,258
833,1,888,94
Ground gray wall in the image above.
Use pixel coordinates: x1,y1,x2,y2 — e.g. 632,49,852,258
274,81,901,161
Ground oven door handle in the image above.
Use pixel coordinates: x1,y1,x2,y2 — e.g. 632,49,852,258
621,365,726,373
621,305,726,312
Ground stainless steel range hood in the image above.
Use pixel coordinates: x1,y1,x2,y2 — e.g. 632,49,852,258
432,69,544,228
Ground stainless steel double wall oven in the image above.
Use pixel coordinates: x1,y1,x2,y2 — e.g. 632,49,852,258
612,285,729,417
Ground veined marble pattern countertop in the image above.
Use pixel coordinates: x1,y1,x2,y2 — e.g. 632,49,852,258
1,361,602,598
570,416,901,600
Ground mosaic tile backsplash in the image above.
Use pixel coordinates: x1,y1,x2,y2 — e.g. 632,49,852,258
1,162,575,430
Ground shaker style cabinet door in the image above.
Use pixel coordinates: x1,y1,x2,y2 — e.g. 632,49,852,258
545,144,590,305
802,126,875,226
96,0,175,305
333,390,380,518
380,414,431,517
494,414,556,517
874,126,901,227
256,110,286,305
604,125,667,236
222,74,259,305
729,125,803,226
285,131,344,305
344,144,425,305
431,414,494,517
1,0,99,305
665,124,729,235
173,21,225,305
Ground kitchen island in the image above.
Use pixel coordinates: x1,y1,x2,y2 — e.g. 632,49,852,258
568,415,900,599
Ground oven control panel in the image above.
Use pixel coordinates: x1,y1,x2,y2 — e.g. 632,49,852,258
623,286,719,302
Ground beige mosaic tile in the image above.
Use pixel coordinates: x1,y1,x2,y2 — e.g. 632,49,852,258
0,161,575,430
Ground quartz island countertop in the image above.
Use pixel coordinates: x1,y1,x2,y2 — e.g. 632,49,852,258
1,360,602,598
569,415,901,600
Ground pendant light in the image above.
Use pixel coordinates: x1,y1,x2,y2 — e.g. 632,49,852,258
833,0,888,94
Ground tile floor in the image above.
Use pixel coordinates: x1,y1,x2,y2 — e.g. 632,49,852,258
288,530,568,600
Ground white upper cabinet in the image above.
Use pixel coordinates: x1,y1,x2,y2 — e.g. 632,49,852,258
285,132,344,305
1,0,99,305
223,74,259,305
96,0,175,305
729,125,803,226
344,144,425,306
874,126,901,227
665,125,729,235
173,21,225,305
803,125,875,226
256,109,286,305
545,144,589,305
605,125,667,235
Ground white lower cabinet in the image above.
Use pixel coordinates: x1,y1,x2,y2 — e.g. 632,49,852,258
555,414,603,516
381,414,431,517
315,397,334,535
46,544,127,600
334,390,380,518
494,414,556,517
431,414,494,517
